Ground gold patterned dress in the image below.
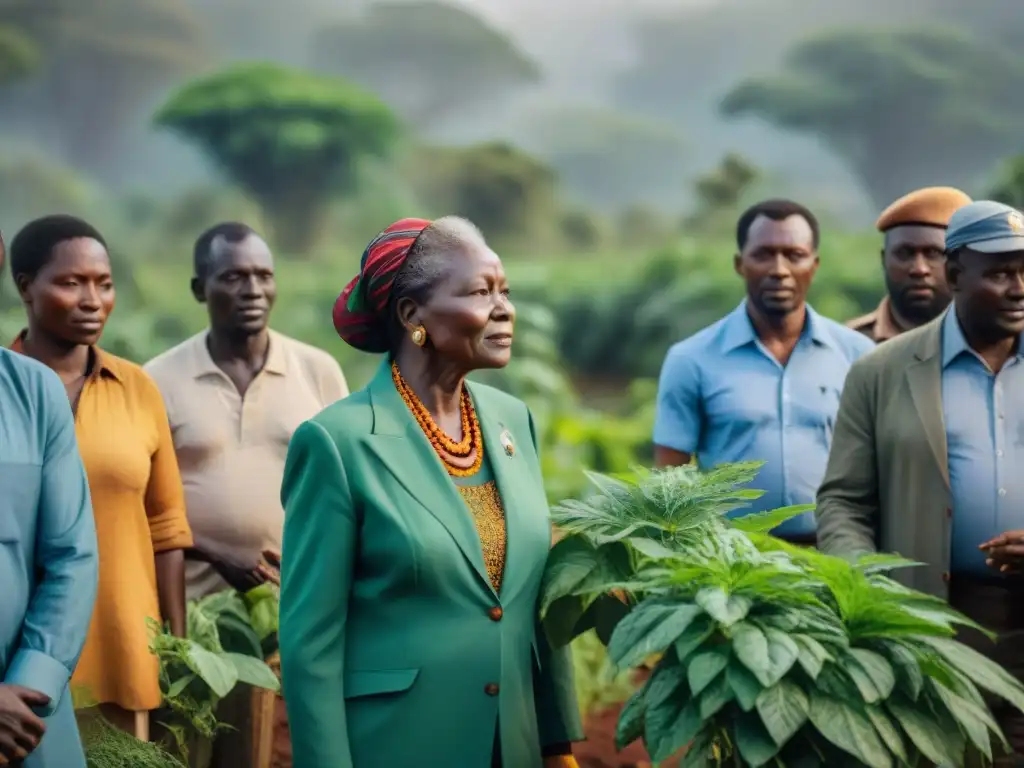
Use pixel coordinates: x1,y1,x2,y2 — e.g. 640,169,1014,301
452,458,507,593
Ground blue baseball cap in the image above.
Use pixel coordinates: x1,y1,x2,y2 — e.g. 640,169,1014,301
945,200,1024,254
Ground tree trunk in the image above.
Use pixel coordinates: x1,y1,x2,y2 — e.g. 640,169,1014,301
259,191,329,257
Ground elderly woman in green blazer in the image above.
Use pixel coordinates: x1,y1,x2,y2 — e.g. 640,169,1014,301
278,216,583,767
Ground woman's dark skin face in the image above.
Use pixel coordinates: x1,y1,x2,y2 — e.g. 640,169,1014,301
394,241,515,438
16,237,115,348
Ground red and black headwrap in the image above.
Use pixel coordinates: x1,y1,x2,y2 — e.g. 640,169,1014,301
333,218,432,353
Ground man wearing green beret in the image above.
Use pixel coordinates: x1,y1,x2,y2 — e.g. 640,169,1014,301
820,200,1024,764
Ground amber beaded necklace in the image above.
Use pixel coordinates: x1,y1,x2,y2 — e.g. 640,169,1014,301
392,361,483,477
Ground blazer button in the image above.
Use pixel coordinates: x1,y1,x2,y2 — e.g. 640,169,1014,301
488,607,503,622
942,571,951,584
484,683,500,696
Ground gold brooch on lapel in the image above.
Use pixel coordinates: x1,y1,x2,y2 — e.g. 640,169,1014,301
500,430,515,457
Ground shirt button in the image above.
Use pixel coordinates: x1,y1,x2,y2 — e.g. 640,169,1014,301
999,488,1007,497
488,607,503,622
997,450,1005,458
484,683,500,696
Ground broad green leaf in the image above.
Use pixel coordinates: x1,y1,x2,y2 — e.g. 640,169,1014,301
698,672,734,720
687,648,729,696
248,598,279,641
628,537,680,560
864,704,907,764
848,648,895,701
186,642,239,698
728,504,815,533
224,653,280,691
543,594,588,648
756,680,809,747
887,698,960,766
673,614,714,663
793,634,830,679
539,537,601,614
732,622,770,682
615,689,646,750
923,637,1024,713
727,659,763,712
808,692,892,768
696,587,751,627
734,710,780,767
931,681,1000,761
680,726,716,767
646,698,701,763
876,641,923,700
217,613,264,657
762,627,800,687
573,593,632,646
166,673,195,698
645,660,689,711
843,654,883,703
608,601,703,670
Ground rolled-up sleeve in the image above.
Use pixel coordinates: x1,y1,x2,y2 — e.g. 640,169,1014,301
5,372,98,715
141,377,192,552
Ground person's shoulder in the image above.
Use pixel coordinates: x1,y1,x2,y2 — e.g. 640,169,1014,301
143,332,203,380
817,316,877,359
845,310,877,335
273,331,344,377
100,349,166,401
662,315,730,366
847,322,926,379
306,385,372,435
0,347,65,406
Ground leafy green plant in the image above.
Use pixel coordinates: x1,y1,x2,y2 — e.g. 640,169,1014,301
80,714,187,768
541,463,1024,766
148,588,281,761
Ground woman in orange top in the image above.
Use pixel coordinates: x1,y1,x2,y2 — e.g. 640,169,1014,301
8,215,192,739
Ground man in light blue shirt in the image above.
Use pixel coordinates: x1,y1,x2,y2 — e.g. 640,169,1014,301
0,229,98,767
653,199,874,543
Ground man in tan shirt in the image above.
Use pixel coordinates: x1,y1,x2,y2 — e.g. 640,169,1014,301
848,186,972,342
145,222,348,599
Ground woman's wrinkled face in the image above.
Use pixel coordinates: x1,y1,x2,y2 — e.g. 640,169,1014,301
17,237,115,347
410,243,515,371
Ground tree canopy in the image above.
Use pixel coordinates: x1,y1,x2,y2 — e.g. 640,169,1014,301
720,25,1024,208
155,62,401,255
312,2,541,126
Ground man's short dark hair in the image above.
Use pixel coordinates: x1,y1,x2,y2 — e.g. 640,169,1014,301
9,215,106,280
193,222,256,280
736,199,820,251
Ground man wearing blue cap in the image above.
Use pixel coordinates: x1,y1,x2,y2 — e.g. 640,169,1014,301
817,200,1024,763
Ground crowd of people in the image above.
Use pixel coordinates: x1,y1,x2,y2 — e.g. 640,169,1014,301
0,184,1022,767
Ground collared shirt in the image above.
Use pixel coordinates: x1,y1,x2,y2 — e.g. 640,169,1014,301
847,295,907,343
941,309,1024,575
654,302,875,538
144,330,348,599
0,347,97,767
10,334,192,712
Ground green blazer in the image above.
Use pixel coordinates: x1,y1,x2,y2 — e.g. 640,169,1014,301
278,360,583,768
816,313,952,597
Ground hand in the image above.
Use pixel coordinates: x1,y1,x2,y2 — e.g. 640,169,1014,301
979,530,1024,573
210,554,269,592
259,549,281,586
0,685,48,764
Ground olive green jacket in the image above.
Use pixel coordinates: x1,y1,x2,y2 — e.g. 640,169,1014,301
816,314,953,598
278,361,582,768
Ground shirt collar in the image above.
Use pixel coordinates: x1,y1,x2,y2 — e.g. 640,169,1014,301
9,330,122,382
191,329,287,379
940,306,1024,368
720,300,835,353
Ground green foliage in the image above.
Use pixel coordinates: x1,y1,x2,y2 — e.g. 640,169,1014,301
721,25,1024,208
541,463,1024,766
690,153,762,229
0,23,37,85
80,715,186,768
149,588,280,760
312,1,540,126
410,141,558,247
154,62,401,254
987,156,1024,210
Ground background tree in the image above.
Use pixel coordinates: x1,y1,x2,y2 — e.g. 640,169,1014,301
0,0,208,177
988,156,1024,211
155,62,400,255
0,23,37,86
720,25,1024,209
312,2,540,128
687,153,761,230
410,141,557,248
516,108,688,211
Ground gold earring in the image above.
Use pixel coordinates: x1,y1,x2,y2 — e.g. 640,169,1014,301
411,326,427,347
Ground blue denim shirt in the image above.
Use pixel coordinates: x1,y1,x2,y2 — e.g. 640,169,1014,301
941,308,1024,576
0,347,97,767
654,301,875,538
